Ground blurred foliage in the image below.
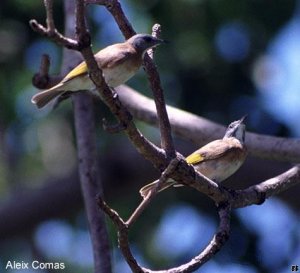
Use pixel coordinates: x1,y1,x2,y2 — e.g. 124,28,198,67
0,0,299,273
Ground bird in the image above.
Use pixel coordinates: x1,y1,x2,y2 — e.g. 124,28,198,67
140,116,247,198
31,34,165,108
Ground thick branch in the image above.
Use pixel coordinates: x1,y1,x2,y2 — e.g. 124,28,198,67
0,174,82,241
66,1,112,272
116,85,300,163
73,93,112,273
233,164,300,208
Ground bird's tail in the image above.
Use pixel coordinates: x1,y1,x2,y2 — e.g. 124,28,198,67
31,83,65,108
139,178,177,199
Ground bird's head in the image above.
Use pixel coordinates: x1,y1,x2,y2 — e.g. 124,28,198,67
127,34,166,54
223,116,247,143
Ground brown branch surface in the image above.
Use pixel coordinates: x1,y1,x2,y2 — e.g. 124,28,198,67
126,157,181,227
29,19,79,49
71,1,112,273
44,0,55,31
116,85,300,163
71,2,300,272
74,93,112,273
0,174,82,241
97,197,143,273
143,51,175,158
232,164,300,208
32,54,62,89
98,198,231,273
30,1,300,272
91,0,176,158
30,0,114,271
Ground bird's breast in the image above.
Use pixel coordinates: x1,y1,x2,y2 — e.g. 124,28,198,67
194,148,246,183
102,57,142,87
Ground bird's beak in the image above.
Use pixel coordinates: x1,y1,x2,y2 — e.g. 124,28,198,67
239,115,248,124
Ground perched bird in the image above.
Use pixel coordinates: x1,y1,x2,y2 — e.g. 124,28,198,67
31,34,165,108
140,116,247,198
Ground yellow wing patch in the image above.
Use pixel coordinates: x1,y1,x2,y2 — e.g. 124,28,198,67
63,62,88,82
186,152,204,165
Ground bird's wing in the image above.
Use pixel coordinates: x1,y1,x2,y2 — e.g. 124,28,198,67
186,139,242,165
61,44,136,82
95,44,135,69
185,152,204,165
59,45,136,83
62,61,88,83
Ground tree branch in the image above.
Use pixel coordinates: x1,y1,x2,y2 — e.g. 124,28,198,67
29,19,79,50
126,157,181,227
97,197,143,273
44,0,55,31
30,1,300,272
98,197,231,273
71,5,167,171
88,0,136,39
73,93,112,273
63,1,112,273
29,0,79,50
143,36,175,158
0,174,82,241
233,164,300,208
116,85,300,163
32,54,62,89
90,0,176,158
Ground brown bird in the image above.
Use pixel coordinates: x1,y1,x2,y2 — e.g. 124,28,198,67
140,116,247,198
31,34,165,108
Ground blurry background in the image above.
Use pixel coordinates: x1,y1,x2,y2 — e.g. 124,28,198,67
0,0,300,272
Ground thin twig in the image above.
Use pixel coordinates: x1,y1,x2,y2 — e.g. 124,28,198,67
32,54,63,90
29,19,79,49
97,197,144,273
126,157,180,226
101,0,136,39
32,54,50,89
29,0,79,50
148,24,161,59
162,204,231,273
143,52,176,158
44,0,55,32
